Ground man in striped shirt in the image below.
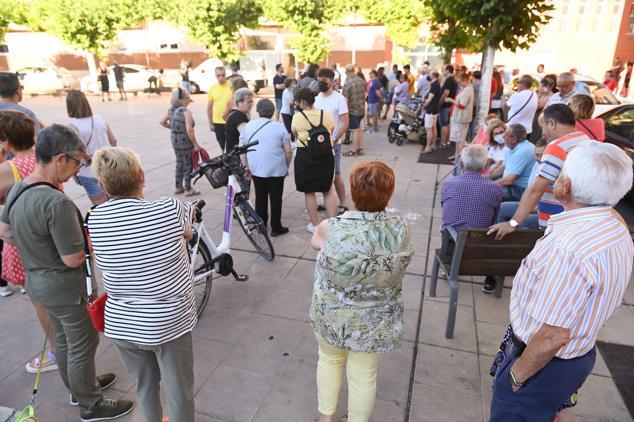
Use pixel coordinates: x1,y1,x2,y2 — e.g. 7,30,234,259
488,104,593,240
489,141,633,421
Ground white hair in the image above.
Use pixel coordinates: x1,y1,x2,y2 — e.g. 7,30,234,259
234,87,253,104
170,87,189,108
560,141,633,206
460,144,489,172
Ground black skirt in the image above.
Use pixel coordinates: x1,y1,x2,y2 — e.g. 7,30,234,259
99,75,109,92
294,147,334,193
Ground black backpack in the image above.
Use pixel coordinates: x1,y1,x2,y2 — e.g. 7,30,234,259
299,110,332,160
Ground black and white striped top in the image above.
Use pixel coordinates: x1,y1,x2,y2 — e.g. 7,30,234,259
87,197,196,345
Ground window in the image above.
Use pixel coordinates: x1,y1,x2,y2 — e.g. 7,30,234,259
158,43,179,50
593,0,605,31
576,0,587,32
628,0,634,33
605,108,634,141
560,0,570,31
611,1,622,31
586,81,620,105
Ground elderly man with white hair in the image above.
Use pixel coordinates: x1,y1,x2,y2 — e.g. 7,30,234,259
489,141,633,422
416,65,431,98
441,144,503,232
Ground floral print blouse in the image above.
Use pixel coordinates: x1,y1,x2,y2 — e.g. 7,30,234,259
309,211,413,353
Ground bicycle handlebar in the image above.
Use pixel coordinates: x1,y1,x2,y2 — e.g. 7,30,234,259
190,141,259,179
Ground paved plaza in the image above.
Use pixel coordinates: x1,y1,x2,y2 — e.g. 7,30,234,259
0,93,633,422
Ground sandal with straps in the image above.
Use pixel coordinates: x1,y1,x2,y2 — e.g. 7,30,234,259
343,150,359,157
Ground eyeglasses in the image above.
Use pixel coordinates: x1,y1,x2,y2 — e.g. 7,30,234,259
65,155,86,168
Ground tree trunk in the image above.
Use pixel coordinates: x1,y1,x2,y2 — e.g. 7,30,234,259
476,43,496,133
86,52,98,94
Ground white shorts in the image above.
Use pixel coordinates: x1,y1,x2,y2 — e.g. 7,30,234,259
424,113,438,129
450,122,470,143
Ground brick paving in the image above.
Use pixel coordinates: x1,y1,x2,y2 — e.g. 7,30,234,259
0,93,632,422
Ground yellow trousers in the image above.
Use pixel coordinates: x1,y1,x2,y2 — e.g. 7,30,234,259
315,334,381,422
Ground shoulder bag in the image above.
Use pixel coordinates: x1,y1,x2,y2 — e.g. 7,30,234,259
506,92,534,123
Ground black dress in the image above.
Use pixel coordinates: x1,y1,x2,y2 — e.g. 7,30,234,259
99,69,109,92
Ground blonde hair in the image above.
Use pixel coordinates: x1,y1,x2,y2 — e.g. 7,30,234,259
570,94,595,120
91,147,142,196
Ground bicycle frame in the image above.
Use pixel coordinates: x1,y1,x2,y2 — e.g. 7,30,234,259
189,174,247,283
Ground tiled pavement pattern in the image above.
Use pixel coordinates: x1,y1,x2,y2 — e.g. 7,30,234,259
0,94,632,422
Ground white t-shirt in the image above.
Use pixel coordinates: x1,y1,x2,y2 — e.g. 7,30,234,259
281,88,293,115
69,115,111,178
506,90,538,134
315,91,348,140
487,144,507,163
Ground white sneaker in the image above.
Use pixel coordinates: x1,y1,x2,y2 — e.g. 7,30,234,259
0,286,13,297
306,223,316,234
20,288,26,294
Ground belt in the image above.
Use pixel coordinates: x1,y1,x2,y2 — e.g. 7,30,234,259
510,332,526,358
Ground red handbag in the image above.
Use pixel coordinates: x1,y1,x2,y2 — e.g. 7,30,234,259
192,148,211,170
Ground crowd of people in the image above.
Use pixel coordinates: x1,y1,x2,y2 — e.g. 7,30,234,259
0,51,632,422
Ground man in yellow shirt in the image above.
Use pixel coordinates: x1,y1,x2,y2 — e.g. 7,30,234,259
404,64,416,96
207,67,233,150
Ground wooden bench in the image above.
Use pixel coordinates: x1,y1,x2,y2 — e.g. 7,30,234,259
428,227,543,338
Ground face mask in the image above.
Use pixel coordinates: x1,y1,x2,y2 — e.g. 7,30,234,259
493,134,505,144
318,81,329,92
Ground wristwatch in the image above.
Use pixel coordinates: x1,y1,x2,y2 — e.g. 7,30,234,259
509,219,519,228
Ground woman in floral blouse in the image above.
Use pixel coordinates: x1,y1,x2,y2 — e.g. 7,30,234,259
309,161,413,422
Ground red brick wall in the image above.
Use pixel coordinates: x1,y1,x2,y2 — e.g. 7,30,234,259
614,1,634,63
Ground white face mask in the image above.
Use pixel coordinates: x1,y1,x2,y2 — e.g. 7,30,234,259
493,134,505,144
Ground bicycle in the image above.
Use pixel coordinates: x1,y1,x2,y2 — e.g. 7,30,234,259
188,140,275,317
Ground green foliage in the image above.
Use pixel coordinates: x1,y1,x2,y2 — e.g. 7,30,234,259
0,0,28,41
264,0,340,63
170,0,262,62
354,0,428,48
427,0,554,53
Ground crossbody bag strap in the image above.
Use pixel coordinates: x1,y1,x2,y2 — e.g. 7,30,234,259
247,120,272,143
6,182,60,215
299,110,317,129
506,92,534,123
7,161,21,182
82,205,99,297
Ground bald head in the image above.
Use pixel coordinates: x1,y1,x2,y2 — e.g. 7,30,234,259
345,64,355,75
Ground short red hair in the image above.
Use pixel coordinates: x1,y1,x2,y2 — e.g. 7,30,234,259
350,161,395,212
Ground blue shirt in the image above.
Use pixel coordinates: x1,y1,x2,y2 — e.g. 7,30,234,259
441,172,503,232
0,103,42,136
239,118,290,178
367,79,381,104
503,140,536,188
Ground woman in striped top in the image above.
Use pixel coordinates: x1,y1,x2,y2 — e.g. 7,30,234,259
87,147,196,422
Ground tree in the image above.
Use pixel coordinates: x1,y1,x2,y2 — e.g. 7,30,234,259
355,0,428,49
427,0,554,128
0,0,28,41
264,0,340,63
173,0,262,62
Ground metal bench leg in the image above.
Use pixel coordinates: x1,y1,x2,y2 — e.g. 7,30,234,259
429,256,440,297
445,278,459,338
494,276,504,298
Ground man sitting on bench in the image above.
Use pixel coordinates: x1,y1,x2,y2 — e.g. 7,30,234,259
441,144,503,293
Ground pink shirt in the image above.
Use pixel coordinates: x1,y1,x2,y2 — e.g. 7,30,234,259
575,119,605,141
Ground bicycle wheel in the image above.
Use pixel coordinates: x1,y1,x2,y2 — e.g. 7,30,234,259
191,240,213,318
235,199,275,261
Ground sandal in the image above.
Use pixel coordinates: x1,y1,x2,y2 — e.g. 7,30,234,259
343,150,359,157
317,205,326,211
357,148,364,156
336,205,348,216
174,188,185,194
184,189,201,197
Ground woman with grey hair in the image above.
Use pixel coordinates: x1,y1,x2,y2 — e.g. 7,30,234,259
224,87,254,153
160,88,201,196
239,98,292,236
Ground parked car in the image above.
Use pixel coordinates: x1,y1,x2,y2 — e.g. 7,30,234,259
16,66,68,95
506,74,622,116
80,65,157,94
597,104,634,201
188,57,268,94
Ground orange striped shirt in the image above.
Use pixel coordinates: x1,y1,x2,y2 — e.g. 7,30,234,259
510,206,633,359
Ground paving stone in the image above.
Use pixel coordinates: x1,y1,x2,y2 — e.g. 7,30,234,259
414,344,481,395
425,277,475,307
573,375,632,422
409,383,483,422
419,300,478,353
598,305,634,347
476,321,508,357
473,287,511,325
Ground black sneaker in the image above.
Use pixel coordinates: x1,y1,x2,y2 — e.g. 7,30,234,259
80,398,133,421
482,278,497,295
270,227,289,237
70,373,117,406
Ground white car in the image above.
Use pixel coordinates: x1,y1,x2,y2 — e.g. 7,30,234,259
188,57,268,94
17,66,66,95
80,65,157,94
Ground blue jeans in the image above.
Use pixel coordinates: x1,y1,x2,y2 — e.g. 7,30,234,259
496,202,539,229
502,185,525,202
490,347,595,421
77,176,104,197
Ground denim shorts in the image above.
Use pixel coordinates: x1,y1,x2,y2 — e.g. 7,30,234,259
275,97,283,112
334,143,341,174
439,107,451,126
367,102,380,116
77,176,104,196
349,114,363,130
